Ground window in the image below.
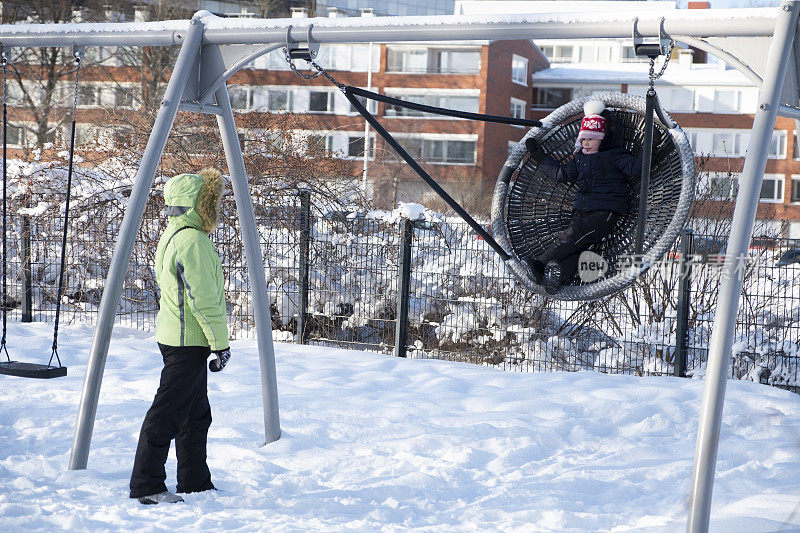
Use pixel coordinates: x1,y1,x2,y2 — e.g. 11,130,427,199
791,175,800,203
434,49,481,74
229,86,251,110
6,83,23,106
309,90,334,113
552,46,573,63
794,132,800,160
268,50,290,70
621,45,647,63
347,135,375,158
307,134,332,154
386,47,427,73
703,172,739,200
263,131,284,152
510,98,526,122
769,131,787,159
267,89,292,112
387,47,480,74
78,84,102,107
714,90,741,113
511,55,528,85
532,87,572,109
711,132,741,157
384,93,479,117
350,44,380,72
5,124,23,147
114,86,136,108
539,45,553,61
438,140,476,163
112,127,132,148
394,137,476,164
760,174,784,203
670,88,695,112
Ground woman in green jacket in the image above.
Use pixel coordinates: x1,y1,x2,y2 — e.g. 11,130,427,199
130,168,231,505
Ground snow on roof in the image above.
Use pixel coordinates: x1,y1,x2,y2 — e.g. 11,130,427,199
532,62,756,87
454,0,679,16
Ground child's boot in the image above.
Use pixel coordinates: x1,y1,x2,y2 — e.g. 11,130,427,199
543,260,562,295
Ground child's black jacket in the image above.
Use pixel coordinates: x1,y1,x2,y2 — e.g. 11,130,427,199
539,147,643,214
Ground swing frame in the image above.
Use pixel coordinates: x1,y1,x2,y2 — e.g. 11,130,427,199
0,6,797,531
0,44,83,379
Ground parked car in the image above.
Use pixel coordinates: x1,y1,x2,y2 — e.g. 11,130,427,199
750,235,778,249
670,236,726,263
777,249,800,266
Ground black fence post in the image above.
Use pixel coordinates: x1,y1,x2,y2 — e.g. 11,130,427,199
298,189,311,344
20,215,32,322
674,228,693,378
394,218,413,358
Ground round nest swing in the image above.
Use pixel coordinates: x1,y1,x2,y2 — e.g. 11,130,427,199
491,93,696,301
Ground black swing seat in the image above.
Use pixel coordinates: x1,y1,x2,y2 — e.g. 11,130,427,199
492,92,696,301
0,361,67,379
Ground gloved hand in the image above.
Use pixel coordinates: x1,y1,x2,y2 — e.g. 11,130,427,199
209,348,231,372
525,137,546,162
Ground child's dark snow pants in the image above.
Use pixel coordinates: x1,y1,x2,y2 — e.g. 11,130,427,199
536,209,620,282
129,344,215,498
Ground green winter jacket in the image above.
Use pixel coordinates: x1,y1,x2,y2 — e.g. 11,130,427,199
155,170,229,351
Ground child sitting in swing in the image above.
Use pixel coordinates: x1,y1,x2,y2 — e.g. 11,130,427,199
525,100,643,295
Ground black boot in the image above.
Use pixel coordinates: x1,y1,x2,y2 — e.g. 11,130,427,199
543,260,562,295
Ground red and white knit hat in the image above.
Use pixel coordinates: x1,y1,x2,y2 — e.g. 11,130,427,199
577,100,606,140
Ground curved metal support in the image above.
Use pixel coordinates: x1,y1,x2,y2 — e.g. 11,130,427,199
198,42,284,106
676,35,763,87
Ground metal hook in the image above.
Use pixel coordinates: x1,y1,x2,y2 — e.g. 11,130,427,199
633,17,671,58
285,24,318,61
0,44,11,66
72,44,85,63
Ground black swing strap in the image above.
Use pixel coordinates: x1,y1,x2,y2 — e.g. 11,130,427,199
49,46,82,368
1,46,8,361
344,87,511,261
346,86,542,128
634,41,675,256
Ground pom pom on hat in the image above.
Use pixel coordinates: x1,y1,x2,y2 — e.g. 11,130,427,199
583,100,605,117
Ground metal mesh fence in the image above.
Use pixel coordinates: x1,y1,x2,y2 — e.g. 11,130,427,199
3,185,799,394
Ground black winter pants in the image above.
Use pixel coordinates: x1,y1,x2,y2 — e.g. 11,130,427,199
129,344,214,498
534,210,620,283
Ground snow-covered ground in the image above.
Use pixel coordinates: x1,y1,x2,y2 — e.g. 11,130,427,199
1,322,799,532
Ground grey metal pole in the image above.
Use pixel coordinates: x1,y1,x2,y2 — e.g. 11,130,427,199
686,2,799,531
214,83,281,445
68,13,207,471
201,12,779,45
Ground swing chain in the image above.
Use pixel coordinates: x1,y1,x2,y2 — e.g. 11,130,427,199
284,47,346,92
284,45,322,80
646,39,675,95
70,46,83,122
0,46,7,358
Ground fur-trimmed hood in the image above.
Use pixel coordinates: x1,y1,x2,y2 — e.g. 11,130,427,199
163,168,224,233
